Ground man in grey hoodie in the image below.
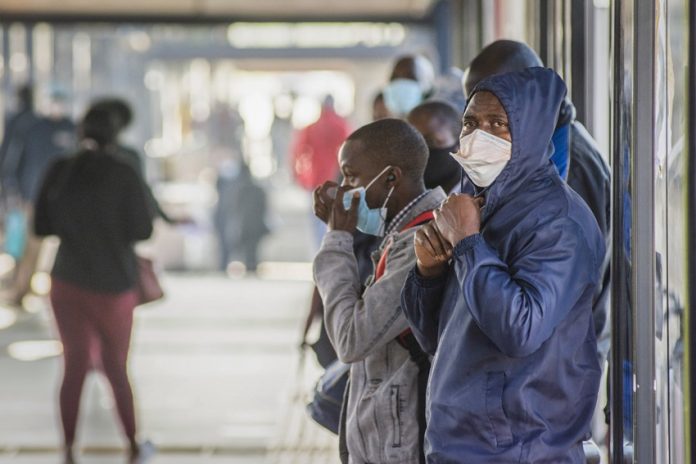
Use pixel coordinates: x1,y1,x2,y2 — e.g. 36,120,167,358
313,118,446,464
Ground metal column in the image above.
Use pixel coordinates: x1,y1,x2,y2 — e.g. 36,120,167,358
687,0,696,461
632,0,657,461
432,0,452,73
609,0,630,460
570,0,591,127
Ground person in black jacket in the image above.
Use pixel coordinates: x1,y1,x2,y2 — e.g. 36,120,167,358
34,107,154,464
463,40,611,365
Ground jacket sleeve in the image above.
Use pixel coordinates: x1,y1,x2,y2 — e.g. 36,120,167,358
400,267,449,356
313,230,414,363
121,167,154,242
453,222,601,358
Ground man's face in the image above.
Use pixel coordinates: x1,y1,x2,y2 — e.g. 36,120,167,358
339,140,391,210
461,91,511,142
408,112,457,150
390,57,417,82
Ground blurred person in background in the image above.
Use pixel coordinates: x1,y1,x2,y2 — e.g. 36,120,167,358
90,98,177,225
382,55,435,118
371,91,391,121
34,107,154,464
0,85,39,175
214,158,269,273
270,94,295,181
290,95,351,250
0,85,40,269
407,100,463,194
430,67,468,113
208,102,244,161
0,84,77,306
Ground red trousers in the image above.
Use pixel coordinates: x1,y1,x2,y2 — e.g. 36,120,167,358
50,278,138,446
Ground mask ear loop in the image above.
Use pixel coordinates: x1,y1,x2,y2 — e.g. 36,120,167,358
364,165,393,192
379,185,396,225
381,182,396,207
365,165,395,232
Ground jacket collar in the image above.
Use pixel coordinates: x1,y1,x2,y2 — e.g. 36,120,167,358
387,187,447,236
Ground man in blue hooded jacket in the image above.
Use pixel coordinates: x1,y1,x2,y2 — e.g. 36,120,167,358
401,68,605,463
463,40,611,367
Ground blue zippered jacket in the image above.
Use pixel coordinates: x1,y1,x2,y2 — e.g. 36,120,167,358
401,68,605,463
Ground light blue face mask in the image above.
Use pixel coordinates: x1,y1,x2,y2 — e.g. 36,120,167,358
342,166,395,236
383,78,423,116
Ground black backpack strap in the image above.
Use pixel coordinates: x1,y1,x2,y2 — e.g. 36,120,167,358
338,378,350,464
398,331,430,464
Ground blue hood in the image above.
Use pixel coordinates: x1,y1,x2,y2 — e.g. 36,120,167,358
467,67,567,218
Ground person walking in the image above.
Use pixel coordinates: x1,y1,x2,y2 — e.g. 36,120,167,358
34,107,154,464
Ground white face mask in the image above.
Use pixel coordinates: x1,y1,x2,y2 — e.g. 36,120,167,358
450,129,512,187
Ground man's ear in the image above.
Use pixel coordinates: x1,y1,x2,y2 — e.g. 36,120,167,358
387,166,403,185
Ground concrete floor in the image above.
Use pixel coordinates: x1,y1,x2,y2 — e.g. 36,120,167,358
0,274,340,464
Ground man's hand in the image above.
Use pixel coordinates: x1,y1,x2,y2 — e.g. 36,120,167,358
414,222,452,278
328,185,360,233
433,194,483,246
313,181,339,224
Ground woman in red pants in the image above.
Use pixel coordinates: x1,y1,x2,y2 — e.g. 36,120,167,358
34,107,154,464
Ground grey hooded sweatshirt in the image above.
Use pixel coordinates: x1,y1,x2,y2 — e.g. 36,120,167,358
313,187,446,464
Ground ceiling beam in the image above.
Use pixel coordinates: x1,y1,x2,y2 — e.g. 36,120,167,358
0,11,434,25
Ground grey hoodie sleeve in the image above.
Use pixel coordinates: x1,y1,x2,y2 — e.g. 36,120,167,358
314,230,415,363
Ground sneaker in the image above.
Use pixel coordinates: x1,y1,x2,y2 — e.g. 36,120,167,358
130,440,156,464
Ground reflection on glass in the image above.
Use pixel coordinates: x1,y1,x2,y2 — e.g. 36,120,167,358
653,1,669,460
611,1,635,461
665,0,689,461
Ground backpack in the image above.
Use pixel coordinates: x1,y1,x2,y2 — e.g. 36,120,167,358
306,359,349,434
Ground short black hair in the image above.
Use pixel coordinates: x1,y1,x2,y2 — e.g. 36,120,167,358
345,118,428,184
81,107,118,146
466,40,543,95
408,100,462,139
90,98,133,131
